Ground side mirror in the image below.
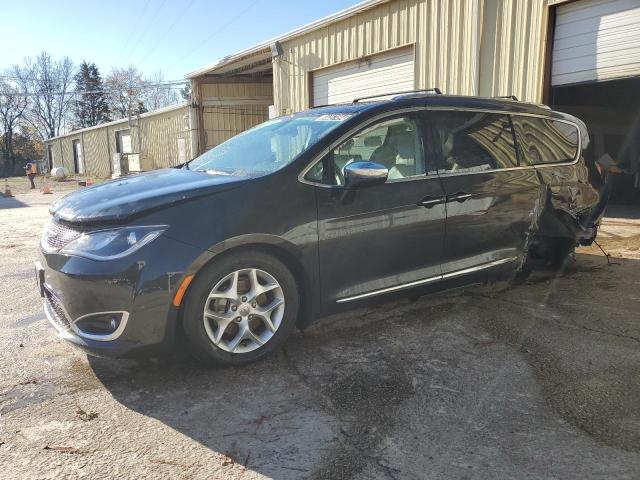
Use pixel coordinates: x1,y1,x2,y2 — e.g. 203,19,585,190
344,161,388,188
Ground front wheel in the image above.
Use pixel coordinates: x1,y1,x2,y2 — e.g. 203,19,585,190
182,251,300,366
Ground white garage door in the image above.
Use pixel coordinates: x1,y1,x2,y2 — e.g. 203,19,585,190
312,48,415,106
552,0,640,86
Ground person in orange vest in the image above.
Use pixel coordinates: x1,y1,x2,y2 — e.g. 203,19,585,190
24,162,37,189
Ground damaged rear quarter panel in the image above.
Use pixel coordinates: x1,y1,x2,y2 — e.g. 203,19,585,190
534,160,601,238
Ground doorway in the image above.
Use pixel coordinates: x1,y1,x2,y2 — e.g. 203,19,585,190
550,77,640,204
72,139,85,175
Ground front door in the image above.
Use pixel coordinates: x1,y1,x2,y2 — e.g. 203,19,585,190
72,140,85,175
424,110,544,274
310,113,447,305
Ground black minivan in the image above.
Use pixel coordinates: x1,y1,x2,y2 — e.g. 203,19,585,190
37,93,603,365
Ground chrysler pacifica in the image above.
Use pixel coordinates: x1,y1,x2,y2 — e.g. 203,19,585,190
37,93,603,365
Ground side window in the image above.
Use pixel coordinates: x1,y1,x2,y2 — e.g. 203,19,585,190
512,116,579,165
304,116,426,185
428,111,517,173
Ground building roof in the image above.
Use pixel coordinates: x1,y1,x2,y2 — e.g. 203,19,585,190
45,102,189,142
186,0,391,78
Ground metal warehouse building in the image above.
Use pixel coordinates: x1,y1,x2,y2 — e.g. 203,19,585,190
189,0,639,184
45,103,195,177
45,86,272,177
47,0,640,186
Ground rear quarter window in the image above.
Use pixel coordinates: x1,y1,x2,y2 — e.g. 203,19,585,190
512,116,579,166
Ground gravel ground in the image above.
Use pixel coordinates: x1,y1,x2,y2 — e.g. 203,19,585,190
1,184,640,479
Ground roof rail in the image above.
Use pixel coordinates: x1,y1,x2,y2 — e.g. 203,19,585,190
495,95,519,101
353,88,442,103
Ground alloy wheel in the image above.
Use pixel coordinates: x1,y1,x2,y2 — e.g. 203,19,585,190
202,268,285,353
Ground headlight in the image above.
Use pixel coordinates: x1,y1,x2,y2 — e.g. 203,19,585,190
60,226,167,261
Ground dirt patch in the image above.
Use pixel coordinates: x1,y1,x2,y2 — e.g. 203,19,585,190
478,278,640,453
581,234,640,260
551,368,640,451
311,360,414,480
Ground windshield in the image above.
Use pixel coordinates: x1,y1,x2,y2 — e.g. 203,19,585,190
187,113,352,177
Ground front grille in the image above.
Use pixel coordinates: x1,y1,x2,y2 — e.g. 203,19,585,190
44,287,72,333
42,220,85,251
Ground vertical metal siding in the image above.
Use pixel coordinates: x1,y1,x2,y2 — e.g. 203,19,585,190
60,136,78,173
82,128,110,177
275,0,482,114
274,0,556,112
44,105,192,177
478,0,550,102
200,82,272,150
138,106,192,168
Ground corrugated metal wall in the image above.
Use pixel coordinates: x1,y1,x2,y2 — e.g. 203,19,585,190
138,106,192,168
274,0,482,114
82,128,111,178
199,82,272,150
274,0,561,113
45,105,192,177
479,0,552,102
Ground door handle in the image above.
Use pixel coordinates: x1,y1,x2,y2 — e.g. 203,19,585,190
447,192,473,203
418,196,447,208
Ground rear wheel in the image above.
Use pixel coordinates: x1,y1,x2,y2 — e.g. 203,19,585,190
182,251,300,366
533,237,576,270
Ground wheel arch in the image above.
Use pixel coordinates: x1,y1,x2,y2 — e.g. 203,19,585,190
175,234,316,333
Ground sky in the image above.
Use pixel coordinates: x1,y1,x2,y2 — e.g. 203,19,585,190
1,0,359,81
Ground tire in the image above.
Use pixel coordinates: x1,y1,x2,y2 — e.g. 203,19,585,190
547,238,575,270
527,236,576,272
182,250,300,366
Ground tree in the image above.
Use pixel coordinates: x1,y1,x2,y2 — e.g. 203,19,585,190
180,83,192,102
12,125,44,162
142,71,180,111
13,51,75,140
73,61,110,129
0,76,28,174
105,66,146,119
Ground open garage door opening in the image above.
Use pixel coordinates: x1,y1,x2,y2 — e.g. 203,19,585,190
550,77,640,205
549,0,640,205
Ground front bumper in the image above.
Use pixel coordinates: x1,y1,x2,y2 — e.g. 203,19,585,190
38,235,205,358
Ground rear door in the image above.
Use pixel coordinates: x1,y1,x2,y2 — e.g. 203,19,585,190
306,111,447,305
425,110,544,274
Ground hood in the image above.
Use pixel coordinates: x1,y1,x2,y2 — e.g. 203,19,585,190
50,168,247,223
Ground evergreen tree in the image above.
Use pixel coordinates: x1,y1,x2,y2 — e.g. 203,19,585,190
73,61,110,129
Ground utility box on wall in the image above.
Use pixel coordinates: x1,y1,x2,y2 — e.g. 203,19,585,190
128,154,154,172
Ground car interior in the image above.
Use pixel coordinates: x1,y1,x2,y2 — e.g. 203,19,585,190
333,118,426,184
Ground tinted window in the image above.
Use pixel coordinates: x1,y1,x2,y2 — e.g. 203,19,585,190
512,116,579,165
427,111,518,173
305,115,426,185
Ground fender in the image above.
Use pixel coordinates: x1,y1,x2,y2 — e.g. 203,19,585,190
172,233,320,330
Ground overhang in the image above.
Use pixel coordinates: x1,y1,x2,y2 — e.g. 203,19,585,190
186,0,391,79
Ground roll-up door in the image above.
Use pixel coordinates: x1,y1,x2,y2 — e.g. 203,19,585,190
552,0,640,86
311,47,415,106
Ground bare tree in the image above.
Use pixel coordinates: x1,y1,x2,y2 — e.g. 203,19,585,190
105,66,147,119
142,71,181,111
0,76,29,174
14,52,75,140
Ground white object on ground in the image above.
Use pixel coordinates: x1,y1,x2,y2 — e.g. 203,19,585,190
50,167,67,178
